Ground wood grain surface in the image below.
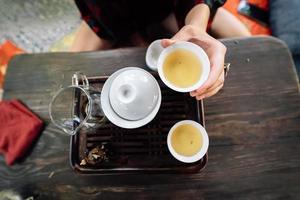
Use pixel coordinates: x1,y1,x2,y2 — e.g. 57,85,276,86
1,36,300,200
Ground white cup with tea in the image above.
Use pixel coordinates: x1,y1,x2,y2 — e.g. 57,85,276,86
167,120,209,163
146,40,210,92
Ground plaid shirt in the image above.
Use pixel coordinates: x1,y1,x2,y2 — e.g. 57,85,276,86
74,0,226,43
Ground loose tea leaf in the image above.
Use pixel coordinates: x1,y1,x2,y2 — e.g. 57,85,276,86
80,144,109,166
80,159,87,166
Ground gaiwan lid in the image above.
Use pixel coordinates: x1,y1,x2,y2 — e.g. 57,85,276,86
109,68,160,121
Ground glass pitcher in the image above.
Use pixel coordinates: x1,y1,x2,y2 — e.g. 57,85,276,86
49,72,106,135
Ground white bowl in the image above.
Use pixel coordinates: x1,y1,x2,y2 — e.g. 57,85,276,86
145,39,164,71
167,120,209,163
101,67,161,129
157,41,210,93
109,68,160,121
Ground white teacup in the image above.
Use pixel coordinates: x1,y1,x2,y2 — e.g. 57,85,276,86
146,40,210,93
167,120,209,163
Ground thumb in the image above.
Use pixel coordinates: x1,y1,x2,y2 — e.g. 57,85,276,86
161,27,191,48
161,39,176,48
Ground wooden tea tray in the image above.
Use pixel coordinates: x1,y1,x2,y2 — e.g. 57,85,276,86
70,74,207,174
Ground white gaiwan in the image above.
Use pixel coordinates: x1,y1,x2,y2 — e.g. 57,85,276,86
109,69,159,121
101,67,161,129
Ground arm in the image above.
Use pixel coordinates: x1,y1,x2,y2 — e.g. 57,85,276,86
70,21,112,52
185,3,210,32
71,0,113,52
162,3,210,44
211,8,251,38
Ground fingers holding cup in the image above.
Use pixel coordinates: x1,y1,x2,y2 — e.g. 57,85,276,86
191,69,225,99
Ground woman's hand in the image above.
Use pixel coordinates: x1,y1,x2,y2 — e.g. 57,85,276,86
161,24,227,100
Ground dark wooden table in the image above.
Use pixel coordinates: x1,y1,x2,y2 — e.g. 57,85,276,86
1,36,300,200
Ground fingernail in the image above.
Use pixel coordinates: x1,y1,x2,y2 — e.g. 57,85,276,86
167,39,176,45
161,40,167,47
161,39,174,48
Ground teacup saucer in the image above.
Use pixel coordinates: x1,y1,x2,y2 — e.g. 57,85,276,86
101,67,161,129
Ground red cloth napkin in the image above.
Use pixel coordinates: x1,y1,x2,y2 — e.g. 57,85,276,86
0,99,43,165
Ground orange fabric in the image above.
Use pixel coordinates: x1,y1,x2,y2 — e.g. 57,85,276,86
247,0,268,10
223,0,271,35
0,40,25,89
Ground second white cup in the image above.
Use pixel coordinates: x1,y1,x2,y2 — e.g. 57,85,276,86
167,120,209,163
